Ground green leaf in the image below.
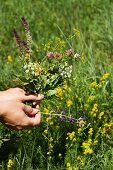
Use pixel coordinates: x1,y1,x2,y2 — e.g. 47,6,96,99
46,89,57,96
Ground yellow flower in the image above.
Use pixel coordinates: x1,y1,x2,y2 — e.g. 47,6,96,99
89,81,97,88
44,129,48,134
98,111,105,119
46,117,52,122
78,128,82,133
56,87,64,99
100,73,110,81
44,107,50,113
102,122,113,136
88,128,93,136
82,139,93,155
7,55,13,63
67,99,73,107
63,80,68,90
67,131,76,141
46,117,53,125
67,162,71,167
90,103,98,117
7,159,13,169
87,95,96,102
79,120,85,127
94,140,98,145
84,147,93,154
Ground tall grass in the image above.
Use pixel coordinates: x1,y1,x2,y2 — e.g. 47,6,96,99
0,0,113,169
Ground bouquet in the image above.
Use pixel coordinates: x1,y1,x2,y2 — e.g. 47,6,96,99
13,17,80,98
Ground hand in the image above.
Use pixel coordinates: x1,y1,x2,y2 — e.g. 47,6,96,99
0,88,44,130
0,101,41,130
0,87,43,103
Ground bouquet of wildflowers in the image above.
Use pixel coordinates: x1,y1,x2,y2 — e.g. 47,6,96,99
13,17,80,97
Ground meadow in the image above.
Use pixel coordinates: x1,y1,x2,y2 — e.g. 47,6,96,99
0,0,113,169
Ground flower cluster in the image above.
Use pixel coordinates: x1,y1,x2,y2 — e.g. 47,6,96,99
13,17,80,96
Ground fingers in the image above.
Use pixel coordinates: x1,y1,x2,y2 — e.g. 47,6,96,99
8,87,26,94
23,105,33,114
23,104,40,117
23,94,44,102
28,113,41,126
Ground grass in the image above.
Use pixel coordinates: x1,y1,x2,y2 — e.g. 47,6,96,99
0,0,113,169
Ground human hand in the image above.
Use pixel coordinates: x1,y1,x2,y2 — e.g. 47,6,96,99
0,87,43,103
0,101,41,130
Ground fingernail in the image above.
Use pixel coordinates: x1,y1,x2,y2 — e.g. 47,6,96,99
37,94,44,99
33,108,39,113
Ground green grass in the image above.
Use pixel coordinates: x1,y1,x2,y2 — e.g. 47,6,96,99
0,0,113,169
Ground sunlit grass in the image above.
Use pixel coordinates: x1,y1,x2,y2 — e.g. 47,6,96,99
0,0,113,169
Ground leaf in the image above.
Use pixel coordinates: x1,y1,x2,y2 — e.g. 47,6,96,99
46,89,57,97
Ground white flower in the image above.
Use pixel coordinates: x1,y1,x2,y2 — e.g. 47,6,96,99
24,65,27,69
74,53,80,58
25,69,29,73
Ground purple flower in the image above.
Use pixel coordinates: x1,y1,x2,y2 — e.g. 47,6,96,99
23,40,29,55
80,116,86,121
66,49,73,55
47,52,54,59
21,17,29,32
13,29,22,53
48,114,52,117
58,116,65,121
68,117,75,124
60,109,66,114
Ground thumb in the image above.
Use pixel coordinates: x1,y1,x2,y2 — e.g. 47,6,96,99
23,105,39,117
28,113,41,126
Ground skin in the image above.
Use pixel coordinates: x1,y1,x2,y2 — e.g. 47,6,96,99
0,88,44,130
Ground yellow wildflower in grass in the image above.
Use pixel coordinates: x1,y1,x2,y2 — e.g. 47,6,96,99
79,119,85,127
89,81,97,89
56,87,64,99
98,111,105,119
88,128,93,136
43,41,52,51
46,117,53,126
100,72,110,81
84,103,89,109
82,139,93,155
55,37,66,50
87,95,96,103
7,55,13,63
93,140,98,145
98,73,110,88
102,122,113,137
44,129,48,134
90,103,98,117
63,80,68,90
67,162,72,169
78,128,82,133
7,159,13,169
43,107,50,114
67,99,73,107
66,131,76,141
77,155,85,166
